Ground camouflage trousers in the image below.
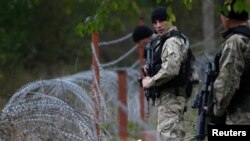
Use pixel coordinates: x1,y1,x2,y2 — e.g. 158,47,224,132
226,110,250,125
154,87,186,141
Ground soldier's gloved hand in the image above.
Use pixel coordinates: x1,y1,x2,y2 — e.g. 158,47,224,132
205,104,227,125
203,105,214,116
213,105,226,117
142,76,153,88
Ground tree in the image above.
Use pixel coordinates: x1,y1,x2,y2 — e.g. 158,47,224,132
202,0,215,54
76,0,193,36
77,0,250,37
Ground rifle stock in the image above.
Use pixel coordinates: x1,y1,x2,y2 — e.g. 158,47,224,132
192,62,226,140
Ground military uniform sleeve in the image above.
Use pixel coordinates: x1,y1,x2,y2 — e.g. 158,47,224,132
213,35,245,116
147,37,185,87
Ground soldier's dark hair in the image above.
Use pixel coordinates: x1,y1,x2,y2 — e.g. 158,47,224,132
220,0,249,20
151,6,168,23
132,25,153,42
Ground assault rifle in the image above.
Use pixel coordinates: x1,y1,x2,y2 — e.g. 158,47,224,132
191,55,226,141
138,41,160,117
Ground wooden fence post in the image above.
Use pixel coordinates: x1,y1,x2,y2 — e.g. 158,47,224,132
117,70,128,141
91,32,100,137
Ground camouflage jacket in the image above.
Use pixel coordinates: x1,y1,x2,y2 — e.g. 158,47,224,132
146,27,188,87
213,23,250,116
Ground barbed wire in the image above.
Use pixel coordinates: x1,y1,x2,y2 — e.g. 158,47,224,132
90,42,103,70
101,45,138,68
0,23,226,141
99,33,132,46
94,24,224,69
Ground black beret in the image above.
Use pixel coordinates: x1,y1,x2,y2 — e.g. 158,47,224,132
151,6,168,23
220,0,249,20
132,25,153,42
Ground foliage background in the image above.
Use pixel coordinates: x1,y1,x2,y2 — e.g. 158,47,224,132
0,0,249,109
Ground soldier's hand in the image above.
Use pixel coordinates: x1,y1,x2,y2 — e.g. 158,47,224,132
142,77,152,88
203,106,214,116
203,106,208,111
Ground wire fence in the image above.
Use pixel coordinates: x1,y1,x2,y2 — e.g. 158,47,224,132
0,24,224,140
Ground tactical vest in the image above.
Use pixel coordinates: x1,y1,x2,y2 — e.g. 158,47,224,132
214,25,250,113
150,30,194,89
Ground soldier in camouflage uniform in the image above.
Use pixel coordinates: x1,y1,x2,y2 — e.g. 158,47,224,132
212,0,250,124
142,6,191,141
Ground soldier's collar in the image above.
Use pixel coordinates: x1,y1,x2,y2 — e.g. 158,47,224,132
159,26,177,39
221,24,250,39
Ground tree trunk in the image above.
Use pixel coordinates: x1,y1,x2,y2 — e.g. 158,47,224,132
202,0,215,54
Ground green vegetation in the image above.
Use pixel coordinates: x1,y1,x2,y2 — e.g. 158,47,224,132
0,0,249,124
0,0,197,108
